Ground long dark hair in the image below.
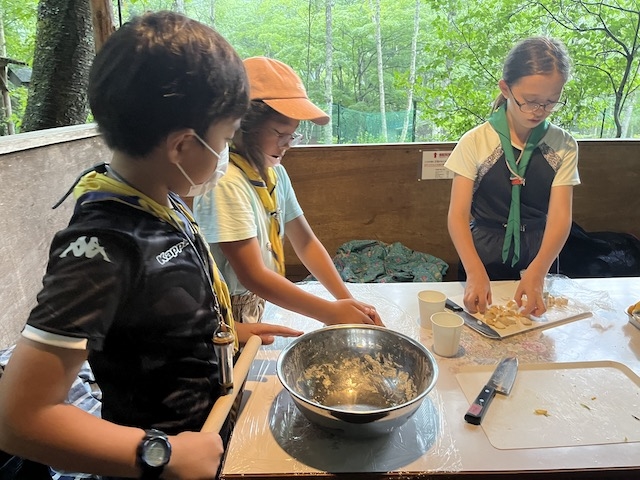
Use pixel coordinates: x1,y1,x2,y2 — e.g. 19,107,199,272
492,37,571,111
234,101,284,181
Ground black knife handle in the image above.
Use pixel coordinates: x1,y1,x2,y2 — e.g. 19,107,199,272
446,299,463,312
464,384,497,425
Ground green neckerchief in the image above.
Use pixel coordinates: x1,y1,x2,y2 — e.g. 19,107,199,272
230,152,286,276
72,166,237,349
488,104,548,266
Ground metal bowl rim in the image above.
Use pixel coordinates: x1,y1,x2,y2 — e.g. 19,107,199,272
276,324,439,416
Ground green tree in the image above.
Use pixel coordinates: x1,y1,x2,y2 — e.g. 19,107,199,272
399,0,420,143
415,0,640,140
415,0,547,140
371,0,388,141
21,0,94,132
0,0,38,134
5,0,640,140
324,0,334,144
530,0,640,138
1,0,38,63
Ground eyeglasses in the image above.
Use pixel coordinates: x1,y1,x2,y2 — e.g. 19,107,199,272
268,128,303,147
508,86,565,113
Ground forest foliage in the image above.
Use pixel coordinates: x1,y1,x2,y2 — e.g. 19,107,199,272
2,0,640,142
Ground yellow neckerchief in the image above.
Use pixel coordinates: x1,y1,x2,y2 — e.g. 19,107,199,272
230,152,286,276
73,167,237,350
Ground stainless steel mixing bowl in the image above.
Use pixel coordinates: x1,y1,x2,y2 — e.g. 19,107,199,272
276,324,438,437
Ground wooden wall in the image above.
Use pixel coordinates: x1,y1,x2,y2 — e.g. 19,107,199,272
281,140,640,281
281,143,454,280
0,126,638,347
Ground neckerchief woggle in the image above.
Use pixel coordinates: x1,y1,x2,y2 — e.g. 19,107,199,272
488,104,548,266
55,164,238,350
230,152,286,276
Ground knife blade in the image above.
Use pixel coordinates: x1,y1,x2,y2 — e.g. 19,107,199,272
464,356,518,425
445,299,501,339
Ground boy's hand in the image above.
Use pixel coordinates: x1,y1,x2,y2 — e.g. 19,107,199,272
235,322,303,345
165,431,224,479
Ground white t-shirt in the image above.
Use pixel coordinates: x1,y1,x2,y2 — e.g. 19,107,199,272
444,121,580,227
193,162,303,295
445,121,580,186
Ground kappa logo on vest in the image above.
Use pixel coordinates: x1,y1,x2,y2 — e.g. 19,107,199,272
60,236,112,262
156,240,189,265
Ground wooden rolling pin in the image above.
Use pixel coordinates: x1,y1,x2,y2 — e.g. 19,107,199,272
200,334,262,433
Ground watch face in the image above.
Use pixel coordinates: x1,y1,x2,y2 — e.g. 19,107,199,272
143,438,170,467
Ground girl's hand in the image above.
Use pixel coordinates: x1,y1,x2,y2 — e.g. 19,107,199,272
324,299,385,326
515,270,547,316
354,300,384,326
463,270,492,314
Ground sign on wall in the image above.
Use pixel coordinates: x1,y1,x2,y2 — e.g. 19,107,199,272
420,150,454,180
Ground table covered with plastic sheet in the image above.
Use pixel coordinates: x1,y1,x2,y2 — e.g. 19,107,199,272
221,278,640,479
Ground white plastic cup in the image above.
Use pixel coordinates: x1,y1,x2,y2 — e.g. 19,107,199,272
431,311,464,357
417,290,447,329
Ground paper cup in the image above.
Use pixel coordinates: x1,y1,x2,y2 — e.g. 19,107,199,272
417,290,447,329
431,311,464,357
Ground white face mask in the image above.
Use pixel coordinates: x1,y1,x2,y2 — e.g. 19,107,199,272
177,133,229,197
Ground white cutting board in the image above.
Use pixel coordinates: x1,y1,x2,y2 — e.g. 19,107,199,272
456,361,640,449
451,280,592,338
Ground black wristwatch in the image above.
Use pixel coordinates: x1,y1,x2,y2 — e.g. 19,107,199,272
136,429,171,479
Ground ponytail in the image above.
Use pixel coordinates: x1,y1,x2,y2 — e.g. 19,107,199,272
491,93,506,113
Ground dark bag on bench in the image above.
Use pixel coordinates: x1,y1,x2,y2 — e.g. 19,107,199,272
559,222,640,278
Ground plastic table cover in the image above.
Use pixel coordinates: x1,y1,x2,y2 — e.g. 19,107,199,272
221,278,640,478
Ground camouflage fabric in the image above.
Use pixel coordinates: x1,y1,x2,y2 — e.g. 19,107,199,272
330,240,448,283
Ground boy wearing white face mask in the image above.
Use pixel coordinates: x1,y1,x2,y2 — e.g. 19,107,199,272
176,133,230,197
0,12,301,480
193,57,383,327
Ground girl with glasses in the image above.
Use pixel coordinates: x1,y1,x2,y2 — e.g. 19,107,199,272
193,57,382,327
445,37,580,318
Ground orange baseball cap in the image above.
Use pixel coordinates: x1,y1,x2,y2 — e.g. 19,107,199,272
243,56,330,125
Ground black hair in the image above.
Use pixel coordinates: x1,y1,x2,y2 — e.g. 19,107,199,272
492,36,571,111
89,11,249,157
235,101,282,180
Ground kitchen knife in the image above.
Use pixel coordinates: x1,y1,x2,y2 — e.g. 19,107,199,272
446,299,501,339
464,356,518,425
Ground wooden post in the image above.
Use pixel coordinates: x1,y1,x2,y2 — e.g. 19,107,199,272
89,0,116,53
0,15,15,135
0,62,14,135
0,57,26,136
